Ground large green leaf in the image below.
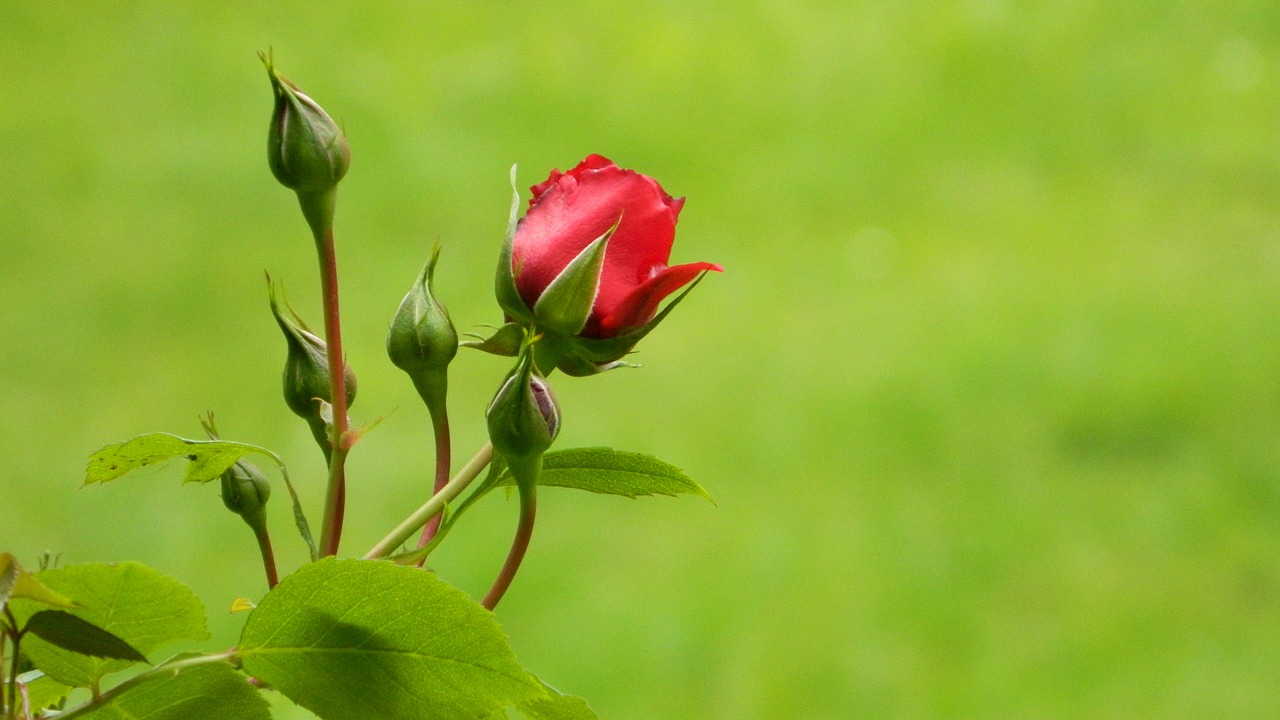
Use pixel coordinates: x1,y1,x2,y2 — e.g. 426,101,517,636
239,558,544,720
73,662,269,720
85,433,266,485
10,562,208,687
499,448,714,502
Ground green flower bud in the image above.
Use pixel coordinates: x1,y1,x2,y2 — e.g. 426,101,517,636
269,282,357,422
487,339,560,466
387,246,458,399
220,458,271,528
261,52,350,194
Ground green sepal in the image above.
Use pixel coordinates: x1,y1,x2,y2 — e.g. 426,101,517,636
462,322,525,357
531,220,617,337
546,270,713,376
496,164,535,324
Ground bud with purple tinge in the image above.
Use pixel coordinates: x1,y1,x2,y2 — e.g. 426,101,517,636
486,335,560,484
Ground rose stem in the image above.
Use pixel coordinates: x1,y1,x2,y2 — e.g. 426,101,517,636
254,524,280,589
481,487,537,610
300,190,351,558
414,396,451,564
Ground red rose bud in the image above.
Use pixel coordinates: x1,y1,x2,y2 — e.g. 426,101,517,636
486,338,560,468
494,155,721,374
262,52,350,194
387,245,458,406
269,281,357,424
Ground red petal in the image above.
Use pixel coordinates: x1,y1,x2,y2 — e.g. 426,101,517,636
528,154,615,205
513,155,684,316
591,261,722,338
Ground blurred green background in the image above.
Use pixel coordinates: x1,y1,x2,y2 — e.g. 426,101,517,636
4,2,1280,718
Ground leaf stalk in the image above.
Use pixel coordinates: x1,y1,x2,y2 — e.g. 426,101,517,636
55,650,239,720
364,443,493,559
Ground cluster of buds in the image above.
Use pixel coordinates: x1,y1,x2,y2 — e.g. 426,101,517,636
254,59,718,604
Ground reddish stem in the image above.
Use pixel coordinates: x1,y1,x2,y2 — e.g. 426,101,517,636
481,488,537,610
301,191,352,559
415,408,451,559
254,524,280,589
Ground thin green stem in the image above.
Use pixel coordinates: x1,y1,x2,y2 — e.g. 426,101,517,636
364,443,493,559
300,189,352,558
1,624,7,719
3,608,19,720
481,486,537,611
392,514,451,566
56,650,238,720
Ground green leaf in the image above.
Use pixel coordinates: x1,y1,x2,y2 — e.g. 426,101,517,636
8,560,78,610
15,670,72,715
514,682,598,720
85,433,265,485
239,558,544,720
24,611,148,663
72,662,269,720
499,448,714,503
486,682,597,720
0,551,18,609
83,433,317,559
9,562,209,687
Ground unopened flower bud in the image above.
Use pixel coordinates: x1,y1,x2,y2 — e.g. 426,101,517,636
487,342,560,465
262,52,350,194
388,246,457,407
220,458,271,528
269,282,356,422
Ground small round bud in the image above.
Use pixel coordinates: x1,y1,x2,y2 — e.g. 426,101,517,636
221,459,272,528
388,246,458,381
270,283,356,422
262,53,350,194
487,346,560,463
